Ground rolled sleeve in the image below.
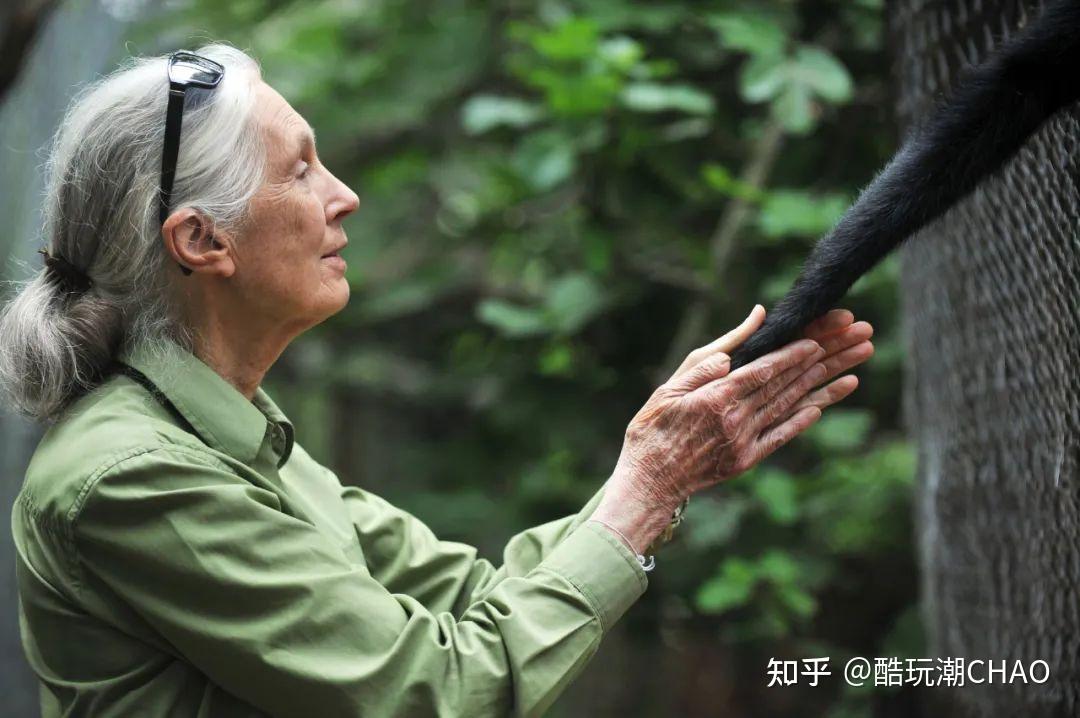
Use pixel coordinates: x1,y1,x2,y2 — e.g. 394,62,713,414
533,521,648,634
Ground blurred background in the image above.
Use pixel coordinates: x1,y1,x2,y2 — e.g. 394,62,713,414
1,0,921,715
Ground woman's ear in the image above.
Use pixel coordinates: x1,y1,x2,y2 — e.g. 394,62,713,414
162,208,235,277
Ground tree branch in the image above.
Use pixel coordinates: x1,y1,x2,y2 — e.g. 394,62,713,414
656,120,785,382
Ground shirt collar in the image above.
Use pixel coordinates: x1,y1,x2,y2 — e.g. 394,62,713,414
116,336,295,469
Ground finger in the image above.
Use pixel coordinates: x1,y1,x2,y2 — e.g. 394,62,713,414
819,341,874,382
668,351,731,394
743,329,868,412
668,305,765,382
750,359,828,430
750,406,823,465
818,321,873,357
712,338,821,397
803,309,854,340
743,343,825,412
784,375,859,418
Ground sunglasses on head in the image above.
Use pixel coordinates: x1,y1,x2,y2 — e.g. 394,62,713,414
158,50,225,276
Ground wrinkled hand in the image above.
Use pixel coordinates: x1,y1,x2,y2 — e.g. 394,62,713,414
610,305,873,509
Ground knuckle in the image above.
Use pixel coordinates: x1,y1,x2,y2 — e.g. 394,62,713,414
703,354,730,378
759,400,783,424
718,405,743,436
770,427,795,452
761,373,786,401
730,452,753,475
748,363,771,386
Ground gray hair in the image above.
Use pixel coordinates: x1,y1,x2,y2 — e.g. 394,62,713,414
0,43,266,423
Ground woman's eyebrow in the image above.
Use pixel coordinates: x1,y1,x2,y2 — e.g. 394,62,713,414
296,126,316,154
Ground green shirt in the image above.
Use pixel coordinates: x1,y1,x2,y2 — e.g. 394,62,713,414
11,337,648,717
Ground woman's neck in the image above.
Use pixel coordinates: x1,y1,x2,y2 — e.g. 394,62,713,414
191,321,291,401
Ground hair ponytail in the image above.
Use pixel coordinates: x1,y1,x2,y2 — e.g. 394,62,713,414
0,271,123,421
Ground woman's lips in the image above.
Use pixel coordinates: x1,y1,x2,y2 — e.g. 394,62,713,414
321,252,346,271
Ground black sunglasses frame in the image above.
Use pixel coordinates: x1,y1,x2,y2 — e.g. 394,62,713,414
158,51,225,276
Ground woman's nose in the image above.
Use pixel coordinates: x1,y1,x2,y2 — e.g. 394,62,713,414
326,172,360,222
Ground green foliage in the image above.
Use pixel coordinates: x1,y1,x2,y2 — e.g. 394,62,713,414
757,190,850,239
707,10,789,56
133,0,911,713
462,96,545,135
477,272,609,337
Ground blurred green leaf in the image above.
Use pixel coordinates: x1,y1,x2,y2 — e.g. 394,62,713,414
597,35,645,70
775,83,815,134
805,409,874,452
477,299,549,338
757,190,850,238
527,17,600,61
697,558,757,613
538,342,574,375
512,130,577,190
708,11,787,56
738,45,854,133
739,52,787,102
620,82,715,115
462,95,545,134
777,583,818,617
793,46,854,103
757,550,800,584
683,495,752,548
752,469,800,525
544,273,608,334
805,442,916,554
702,163,766,201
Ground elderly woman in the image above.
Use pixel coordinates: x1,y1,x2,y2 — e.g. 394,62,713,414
1,45,874,717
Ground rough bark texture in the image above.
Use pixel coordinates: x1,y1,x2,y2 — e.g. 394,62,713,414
889,1,1080,715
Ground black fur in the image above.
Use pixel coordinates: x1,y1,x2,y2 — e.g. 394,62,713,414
729,0,1080,369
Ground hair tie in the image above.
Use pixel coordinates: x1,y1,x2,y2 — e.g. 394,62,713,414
37,247,93,294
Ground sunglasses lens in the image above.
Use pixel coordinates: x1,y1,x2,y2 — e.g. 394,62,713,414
169,53,224,87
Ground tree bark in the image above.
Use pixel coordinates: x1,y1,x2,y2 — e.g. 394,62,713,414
889,0,1080,715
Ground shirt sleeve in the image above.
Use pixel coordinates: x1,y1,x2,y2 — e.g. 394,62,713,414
340,476,610,617
69,446,647,718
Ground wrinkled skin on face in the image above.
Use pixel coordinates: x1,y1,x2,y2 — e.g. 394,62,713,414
164,80,360,352
232,81,360,335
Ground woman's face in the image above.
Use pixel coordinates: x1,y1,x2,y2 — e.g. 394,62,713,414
225,80,360,334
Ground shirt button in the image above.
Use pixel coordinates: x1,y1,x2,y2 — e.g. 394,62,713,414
270,424,285,452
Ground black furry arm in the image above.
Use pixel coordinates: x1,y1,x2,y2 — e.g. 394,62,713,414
729,0,1080,369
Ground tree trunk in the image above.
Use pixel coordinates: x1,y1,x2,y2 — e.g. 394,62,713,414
889,1,1080,715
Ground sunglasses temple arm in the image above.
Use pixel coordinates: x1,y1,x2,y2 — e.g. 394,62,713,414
159,87,193,275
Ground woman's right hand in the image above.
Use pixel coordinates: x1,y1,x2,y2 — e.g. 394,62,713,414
590,305,873,554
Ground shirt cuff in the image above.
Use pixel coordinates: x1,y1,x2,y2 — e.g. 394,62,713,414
533,520,648,633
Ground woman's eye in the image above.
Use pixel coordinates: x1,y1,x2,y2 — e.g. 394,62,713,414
297,162,310,179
